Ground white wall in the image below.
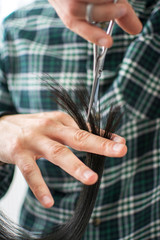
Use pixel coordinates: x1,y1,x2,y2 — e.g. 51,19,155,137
0,0,33,223
0,0,34,23
0,167,27,223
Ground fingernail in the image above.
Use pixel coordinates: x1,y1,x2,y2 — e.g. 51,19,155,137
112,136,122,143
42,196,52,206
98,38,108,47
113,143,124,152
83,170,95,180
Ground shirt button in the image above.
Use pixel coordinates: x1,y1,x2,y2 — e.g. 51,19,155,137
92,217,101,227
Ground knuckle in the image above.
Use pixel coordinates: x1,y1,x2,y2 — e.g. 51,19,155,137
74,130,90,149
53,111,65,119
22,127,34,141
51,144,68,157
38,118,53,128
21,163,35,178
68,4,78,17
65,1,76,16
10,137,22,155
63,3,76,29
64,16,74,29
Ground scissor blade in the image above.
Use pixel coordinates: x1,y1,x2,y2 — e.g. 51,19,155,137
87,9,117,122
87,67,100,121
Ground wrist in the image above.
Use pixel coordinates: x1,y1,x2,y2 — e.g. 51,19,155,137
0,111,18,166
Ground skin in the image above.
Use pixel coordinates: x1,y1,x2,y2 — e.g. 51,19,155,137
48,0,143,47
0,112,127,208
1,0,142,208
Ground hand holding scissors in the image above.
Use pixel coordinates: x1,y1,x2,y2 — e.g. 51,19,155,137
49,0,142,47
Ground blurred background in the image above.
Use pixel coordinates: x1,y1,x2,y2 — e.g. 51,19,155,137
0,0,34,223
0,0,33,23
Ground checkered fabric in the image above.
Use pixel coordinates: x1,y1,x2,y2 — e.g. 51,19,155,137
0,0,160,239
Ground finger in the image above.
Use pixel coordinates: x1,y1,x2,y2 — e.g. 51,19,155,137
116,0,142,34
47,127,127,157
17,154,54,208
99,129,126,144
86,3,128,22
88,1,142,35
71,20,113,47
54,112,79,128
70,2,127,21
70,129,127,157
38,111,79,129
111,133,126,144
36,138,98,185
79,0,113,3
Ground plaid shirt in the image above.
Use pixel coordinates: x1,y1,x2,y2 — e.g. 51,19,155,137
0,0,160,239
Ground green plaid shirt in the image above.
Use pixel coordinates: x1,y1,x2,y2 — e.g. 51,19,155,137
0,0,160,239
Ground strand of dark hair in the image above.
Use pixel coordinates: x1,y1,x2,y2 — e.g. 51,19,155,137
0,78,122,240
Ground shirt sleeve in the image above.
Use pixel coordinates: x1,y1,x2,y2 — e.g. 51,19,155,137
115,3,160,120
0,23,17,114
0,24,16,199
0,164,15,199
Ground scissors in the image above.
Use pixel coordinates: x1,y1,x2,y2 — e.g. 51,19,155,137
87,0,118,121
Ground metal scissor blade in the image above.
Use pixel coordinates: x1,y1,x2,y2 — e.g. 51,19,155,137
87,44,107,121
87,44,100,121
87,69,100,121
87,3,117,121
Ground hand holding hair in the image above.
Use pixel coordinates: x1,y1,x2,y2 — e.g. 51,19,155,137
48,0,142,47
0,80,127,239
0,106,127,209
